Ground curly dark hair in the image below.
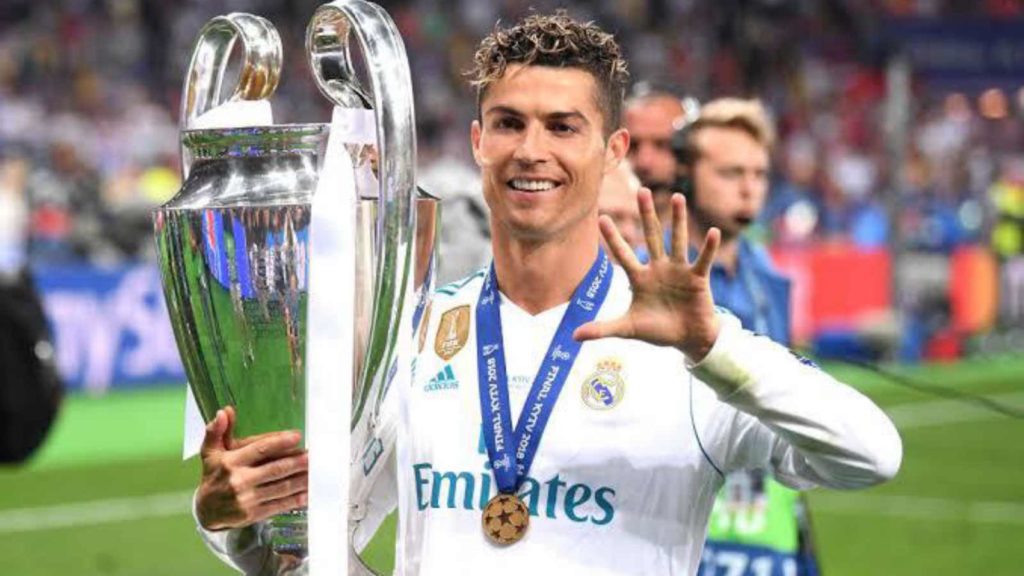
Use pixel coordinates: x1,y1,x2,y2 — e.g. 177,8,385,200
468,11,630,137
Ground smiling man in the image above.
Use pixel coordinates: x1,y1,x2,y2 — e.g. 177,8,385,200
192,12,901,576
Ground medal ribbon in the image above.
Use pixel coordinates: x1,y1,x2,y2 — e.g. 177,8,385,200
475,248,612,494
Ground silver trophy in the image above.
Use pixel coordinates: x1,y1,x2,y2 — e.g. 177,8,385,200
155,3,435,572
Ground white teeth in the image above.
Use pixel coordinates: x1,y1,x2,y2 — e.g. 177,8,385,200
510,179,557,192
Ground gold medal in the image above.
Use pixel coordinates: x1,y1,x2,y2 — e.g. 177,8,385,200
481,493,529,545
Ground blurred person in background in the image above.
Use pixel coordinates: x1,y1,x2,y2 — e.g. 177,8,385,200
0,154,30,274
624,85,688,227
988,156,1024,327
672,98,820,576
825,145,887,249
760,134,823,248
418,119,492,284
24,139,112,264
598,158,642,256
0,151,62,465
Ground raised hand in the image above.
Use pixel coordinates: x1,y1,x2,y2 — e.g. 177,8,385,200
574,188,721,362
196,406,309,531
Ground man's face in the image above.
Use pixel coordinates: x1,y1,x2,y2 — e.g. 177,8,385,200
471,64,628,242
598,161,641,250
624,96,683,191
689,126,769,239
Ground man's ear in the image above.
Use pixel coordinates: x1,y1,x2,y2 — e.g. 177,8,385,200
470,120,483,167
603,128,629,175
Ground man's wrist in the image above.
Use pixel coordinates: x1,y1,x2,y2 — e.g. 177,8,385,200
677,315,721,363
684,314,756,399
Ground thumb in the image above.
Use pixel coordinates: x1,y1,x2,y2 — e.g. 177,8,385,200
223,406,239,450
573,317,634,343
200,409,229,457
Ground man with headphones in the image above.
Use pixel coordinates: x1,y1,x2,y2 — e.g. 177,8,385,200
623,86,692,227
627,95,820,576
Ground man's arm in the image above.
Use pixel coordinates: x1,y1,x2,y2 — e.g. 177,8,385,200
193,407,309,574
689,314,901,489
575,189,901,489
193,448,400,575
194,392,401,574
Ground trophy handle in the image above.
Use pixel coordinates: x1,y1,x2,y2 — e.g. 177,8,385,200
179,12,282,175
305,2,417,431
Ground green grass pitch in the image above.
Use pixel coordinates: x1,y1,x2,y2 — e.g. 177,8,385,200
0,357,1021,575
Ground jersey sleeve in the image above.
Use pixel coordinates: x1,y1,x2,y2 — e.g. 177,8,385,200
193,497,283,575
688,314,902,490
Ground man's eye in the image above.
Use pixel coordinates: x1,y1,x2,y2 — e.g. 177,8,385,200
494,117,522,130
550,122,576,134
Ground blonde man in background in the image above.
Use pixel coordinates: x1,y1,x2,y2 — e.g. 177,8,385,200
676,97,821,576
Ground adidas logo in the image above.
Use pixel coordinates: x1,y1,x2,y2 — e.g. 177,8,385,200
424,364,459,392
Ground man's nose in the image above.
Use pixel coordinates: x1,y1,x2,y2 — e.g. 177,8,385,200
630,142,655,169
739,173,762,199
513,124,548,163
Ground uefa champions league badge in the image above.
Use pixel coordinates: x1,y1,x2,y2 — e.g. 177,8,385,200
435,305,470,361
581,358,625,410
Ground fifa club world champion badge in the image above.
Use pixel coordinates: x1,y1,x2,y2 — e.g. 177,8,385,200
482,493,530,545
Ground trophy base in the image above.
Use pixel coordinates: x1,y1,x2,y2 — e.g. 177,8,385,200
269,508,309,557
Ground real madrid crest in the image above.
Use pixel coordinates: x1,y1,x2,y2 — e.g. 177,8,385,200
581,358,625,410
435,305,470,361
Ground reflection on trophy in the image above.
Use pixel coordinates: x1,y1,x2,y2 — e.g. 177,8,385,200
154,2,436,573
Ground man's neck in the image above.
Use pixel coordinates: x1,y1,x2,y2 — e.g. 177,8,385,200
688,216,740,275
491,220,600,316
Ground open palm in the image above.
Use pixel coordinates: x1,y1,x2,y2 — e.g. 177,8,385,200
574,188,722,362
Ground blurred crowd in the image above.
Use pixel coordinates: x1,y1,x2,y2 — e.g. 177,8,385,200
1,0,1024,274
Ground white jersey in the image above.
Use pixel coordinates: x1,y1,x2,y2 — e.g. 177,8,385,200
395,267,899,575
198,265,901,575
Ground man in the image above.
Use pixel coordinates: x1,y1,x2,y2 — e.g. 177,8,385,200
624,87,690,226
193,13,901,575
673,98,818,576
598,159,642,252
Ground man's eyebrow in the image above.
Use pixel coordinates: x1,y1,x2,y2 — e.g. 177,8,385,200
482,106,589,126
482,105,524,118
547,110,589,125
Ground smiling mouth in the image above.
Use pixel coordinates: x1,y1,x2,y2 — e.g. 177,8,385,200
507,178,561,192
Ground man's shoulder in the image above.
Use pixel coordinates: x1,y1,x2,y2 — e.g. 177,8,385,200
433,267,487,303
739,238,789,283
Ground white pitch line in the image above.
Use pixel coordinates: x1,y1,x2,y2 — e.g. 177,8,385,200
884,391,1024,429
0,490,194,534
4,488,1022,536
810,493,1024,526
1,392,1021,535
